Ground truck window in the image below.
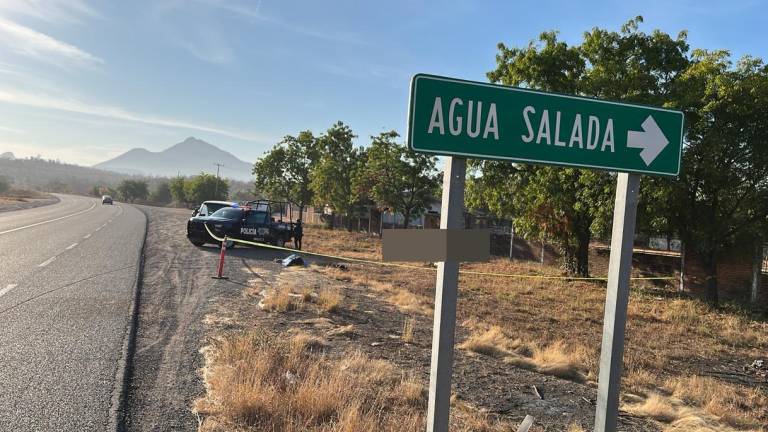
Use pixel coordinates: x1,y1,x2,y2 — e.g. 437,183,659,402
211,208,243,219
245,211,268,225
206,203,228,213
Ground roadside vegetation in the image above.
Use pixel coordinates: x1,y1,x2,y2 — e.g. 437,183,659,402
195,330,516,432
194,17,768,432
301,226,768,431
0,176,52,205
197,263,518,431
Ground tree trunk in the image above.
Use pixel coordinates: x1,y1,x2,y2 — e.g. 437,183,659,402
752,240,763,306
576,230,590,277
563,225,591,277
402,209,411,229
703,252,719,307
562,245,578,274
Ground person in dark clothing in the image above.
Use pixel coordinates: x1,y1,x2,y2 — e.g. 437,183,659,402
293,219,303,250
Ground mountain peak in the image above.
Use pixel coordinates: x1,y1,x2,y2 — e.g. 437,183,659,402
93,138,253,181
167,137,218,152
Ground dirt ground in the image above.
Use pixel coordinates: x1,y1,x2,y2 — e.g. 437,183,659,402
0,192,58,213
127,211,766,431
123,206,248,431
194,246,661,430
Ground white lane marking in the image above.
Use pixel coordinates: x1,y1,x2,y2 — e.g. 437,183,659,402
83,234,91,239
0,284,17,297
95,227,101,232
65,243,78,250
38,257,56,267
0,202,97,236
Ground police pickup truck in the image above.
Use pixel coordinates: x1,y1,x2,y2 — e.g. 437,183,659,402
186,200,294,248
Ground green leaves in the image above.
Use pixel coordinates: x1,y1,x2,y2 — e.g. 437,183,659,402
253,130,319,212
674,51,768,263
478,17,692,275
309,122,359,216
117,179,149,203
184,173,229,203
356,131,438,228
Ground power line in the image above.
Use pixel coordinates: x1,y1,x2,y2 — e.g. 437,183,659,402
214,162,224,198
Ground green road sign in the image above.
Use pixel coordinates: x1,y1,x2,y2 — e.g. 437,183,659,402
408,74,684,176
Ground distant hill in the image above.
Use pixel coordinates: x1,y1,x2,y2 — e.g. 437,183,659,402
0,156,256,198
0,152,14,160
0,156,137,195
94,137,253,181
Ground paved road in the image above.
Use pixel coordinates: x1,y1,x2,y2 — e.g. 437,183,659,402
0,194,146,432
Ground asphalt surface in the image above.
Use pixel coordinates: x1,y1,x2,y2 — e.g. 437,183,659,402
0,194,146,432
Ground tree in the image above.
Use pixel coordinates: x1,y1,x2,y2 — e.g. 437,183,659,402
310,122,361,223
0,176,10,194
149,181,172,205
118,179,149,203
355,131,438,228
169,177,187,204
253,131,319,215
184,173,229,204
667,51,768,305
472,17,691,276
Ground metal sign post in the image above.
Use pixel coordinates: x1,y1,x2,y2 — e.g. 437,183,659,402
594,173,641,432
426,157,466,432
406,72,683,432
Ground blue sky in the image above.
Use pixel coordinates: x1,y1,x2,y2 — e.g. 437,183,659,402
0,0,765,167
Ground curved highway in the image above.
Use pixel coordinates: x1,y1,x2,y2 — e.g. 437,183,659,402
0,194,146,431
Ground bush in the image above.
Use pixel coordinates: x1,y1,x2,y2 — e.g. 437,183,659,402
0,176,9,194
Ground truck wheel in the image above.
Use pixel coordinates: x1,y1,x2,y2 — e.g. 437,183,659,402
276,237,285,248
189,239,205,247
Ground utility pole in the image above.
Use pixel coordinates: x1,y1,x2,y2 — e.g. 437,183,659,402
213,162,224,198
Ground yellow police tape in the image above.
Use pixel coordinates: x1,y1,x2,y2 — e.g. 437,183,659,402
204,223,676,281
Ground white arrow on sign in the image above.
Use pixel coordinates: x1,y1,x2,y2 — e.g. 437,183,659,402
627,115,669,166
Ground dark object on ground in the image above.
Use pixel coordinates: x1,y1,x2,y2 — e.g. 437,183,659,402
282,254,304,267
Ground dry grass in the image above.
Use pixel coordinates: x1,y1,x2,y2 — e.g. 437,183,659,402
401,317,415,343
623,393,679,423
622,377,768,431
458,325,525,358
261,287,299,312
459,326,588,383
301,227,768,430
195,331,512,432
567,422,587,432
665,375,767,430
314,263,433,315
318,287,343,313
327,324,355,338
662,298,710,327
0,189,49,201
290,331,328,354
